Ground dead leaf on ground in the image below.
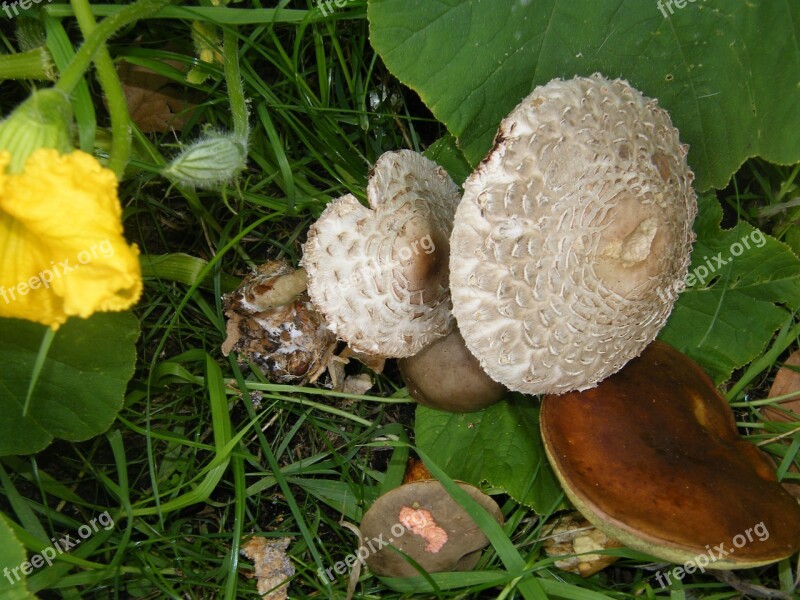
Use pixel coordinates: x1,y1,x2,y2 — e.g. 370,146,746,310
340,346,386,374
762,349,800,500
241,536,294,600
765,350,800,419
342,373,373,395
117,59,198,133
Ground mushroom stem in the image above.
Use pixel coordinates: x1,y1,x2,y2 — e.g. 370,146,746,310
246,267,308,311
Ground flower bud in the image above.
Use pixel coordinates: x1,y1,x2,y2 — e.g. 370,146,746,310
163,132,247,189
0,88,72,173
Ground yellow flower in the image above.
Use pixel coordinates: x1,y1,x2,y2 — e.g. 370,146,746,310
0,148,142,329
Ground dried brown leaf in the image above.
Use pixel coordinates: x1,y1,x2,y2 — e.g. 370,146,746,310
763,349,800,500
117,59,197,133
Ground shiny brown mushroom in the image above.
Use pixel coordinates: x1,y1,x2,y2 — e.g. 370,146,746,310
540,341,800,568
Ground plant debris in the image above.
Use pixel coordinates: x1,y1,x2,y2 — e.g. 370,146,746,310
541,512,622,577
222,261,336,384
241,536,294,600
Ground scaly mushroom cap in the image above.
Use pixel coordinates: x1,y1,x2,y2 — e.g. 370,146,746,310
360,480,503,577
302,150,460,357
449,74,697,394
540,341,800,568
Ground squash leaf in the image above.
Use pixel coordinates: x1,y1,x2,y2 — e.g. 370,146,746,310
0,313,140,456
415,396,563,513
0,513,38,599
658,194,800,382
369,0,800,191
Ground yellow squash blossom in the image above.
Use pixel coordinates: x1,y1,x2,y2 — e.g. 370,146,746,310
0,148,142,329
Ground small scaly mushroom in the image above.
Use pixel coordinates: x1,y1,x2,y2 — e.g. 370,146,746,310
301,150,460,357
540,341,800,568
359,479,503,577
449,74,697,395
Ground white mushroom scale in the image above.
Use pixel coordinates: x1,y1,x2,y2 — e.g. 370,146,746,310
449,74,697,395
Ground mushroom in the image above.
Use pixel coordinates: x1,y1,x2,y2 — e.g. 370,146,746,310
301,150,460,357
541,512,623,577
221,261,336,384
449,74,697,395
540,341,800,568
359,479,503,577
398,326,506,412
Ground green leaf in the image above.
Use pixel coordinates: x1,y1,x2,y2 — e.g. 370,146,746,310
0,313,140,456
0,512,38,599
288,478,378,522
369,0,800,191
415,396,562,513
423,133,472,187
658,194,800,382
140,253,240,292
378,570,513,593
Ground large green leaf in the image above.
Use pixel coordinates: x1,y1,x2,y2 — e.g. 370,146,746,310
0,513,37,600
369,0,800,191
415,397,562,513
658,194,800,382
0,313,140,456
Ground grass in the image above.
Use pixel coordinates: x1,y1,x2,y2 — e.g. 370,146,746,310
1,1,799,598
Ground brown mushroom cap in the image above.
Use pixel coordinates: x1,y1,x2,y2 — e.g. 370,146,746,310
302,150,460,357
360,480,503,577
449,74,697,395
398,327,506,412
540,341,800,568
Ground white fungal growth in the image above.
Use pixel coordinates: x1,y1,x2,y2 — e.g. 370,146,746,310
399,506,448,553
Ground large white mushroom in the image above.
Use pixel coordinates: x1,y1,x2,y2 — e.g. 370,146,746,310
302,150,460,357
449,74,697,395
